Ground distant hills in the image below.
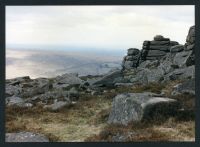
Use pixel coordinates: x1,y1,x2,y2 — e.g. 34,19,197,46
6,48,123,79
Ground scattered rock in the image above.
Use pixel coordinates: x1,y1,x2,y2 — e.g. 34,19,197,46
173,50,193,68
6,85,22,97
43,101,71,111
171,79,195,96
164,65,195,81
55,73,83,85
92,69,123,87
170,45,184,53
6,132,49,142
6,96,24,106
24,89,71,105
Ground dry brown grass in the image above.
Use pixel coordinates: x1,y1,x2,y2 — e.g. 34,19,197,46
132,82,166,94
112,82,166,94
6,93,112,142
86,117,195,142
6,80,195,142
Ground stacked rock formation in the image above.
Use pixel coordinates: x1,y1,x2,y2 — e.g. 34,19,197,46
140,35,179,62
121,25,195,84
122,48,140,69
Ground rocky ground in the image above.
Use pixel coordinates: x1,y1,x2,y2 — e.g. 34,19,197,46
5,26,195,142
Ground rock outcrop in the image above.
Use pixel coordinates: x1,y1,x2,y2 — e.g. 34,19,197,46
108,25,195,125
121,26,195,85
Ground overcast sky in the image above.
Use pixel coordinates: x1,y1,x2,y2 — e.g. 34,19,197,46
6,6,194,50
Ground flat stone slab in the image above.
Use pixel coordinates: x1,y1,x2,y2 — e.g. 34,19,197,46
55,73,83,85
43,101,71,111
92,69,122,87
6,132,49,142
147,50,167,57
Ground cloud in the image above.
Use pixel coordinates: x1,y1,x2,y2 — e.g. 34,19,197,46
6,6,194,50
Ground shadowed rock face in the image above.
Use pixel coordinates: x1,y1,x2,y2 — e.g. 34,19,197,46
6,132,49,142
108,93,180,125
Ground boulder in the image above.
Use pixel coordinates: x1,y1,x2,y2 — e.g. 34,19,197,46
127,48,140,56
169,41,179,46
55,73,83,85
173,50,193,67
25,90,71,105
43,101,71,111
171,79,195,96
154,35,170,41
53,83,71,90
6,96,24,106
158,53,178,75
163,65,195,82
129,67,164,84
20,78,52,98
6,85,22,97
6,96,33,108
185,44,194,51
92,69,123,87
170,45,184,53
6,132,49,142
108,93,180,125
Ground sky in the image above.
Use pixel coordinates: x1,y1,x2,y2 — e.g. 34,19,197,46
6,6,194,50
